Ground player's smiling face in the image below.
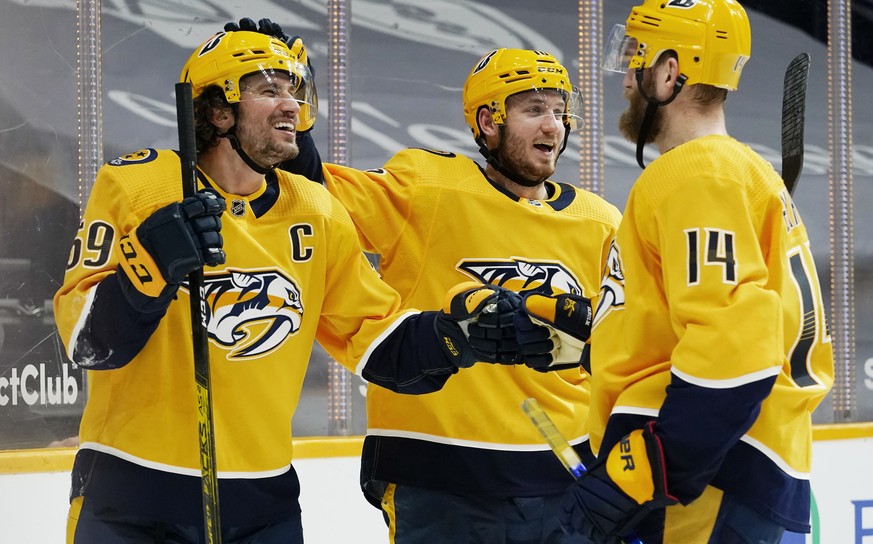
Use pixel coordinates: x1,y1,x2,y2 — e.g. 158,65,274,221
496,89,566,185
235,71,301,166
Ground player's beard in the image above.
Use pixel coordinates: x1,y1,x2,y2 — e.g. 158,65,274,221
618,83,664,145
235,109,300,168
494,126,559,187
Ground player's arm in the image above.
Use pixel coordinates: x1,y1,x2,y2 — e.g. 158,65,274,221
649,181,782,502
283,131,325,184
361,281,556,393
316,200,553,393
54,165,225,370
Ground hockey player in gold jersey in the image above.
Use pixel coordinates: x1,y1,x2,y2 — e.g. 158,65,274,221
54,21,553,544
557,1,835,543
268,33,622,542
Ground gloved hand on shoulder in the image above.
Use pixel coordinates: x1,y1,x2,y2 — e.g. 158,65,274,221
223,17,317,133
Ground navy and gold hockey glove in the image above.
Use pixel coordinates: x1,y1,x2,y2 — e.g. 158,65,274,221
115,189,225,308
518,292,592,371
435,281,524,368
435,282,558,369
560,422,678,543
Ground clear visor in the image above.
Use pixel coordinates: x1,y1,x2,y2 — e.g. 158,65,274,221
239,62,318,130
602,24,638,73
564,87,585,132
513,87,585,133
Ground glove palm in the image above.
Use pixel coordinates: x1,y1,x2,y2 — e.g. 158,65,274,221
519,292,592,371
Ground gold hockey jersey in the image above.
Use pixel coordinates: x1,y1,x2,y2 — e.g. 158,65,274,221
54,148,450,526
590,135,834,531
324,148,622,495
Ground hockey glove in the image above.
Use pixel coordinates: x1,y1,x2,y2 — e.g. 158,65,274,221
224,17,317,133
435,281,519,368
520,292,592,371
116,189,226,302
560,422,678,543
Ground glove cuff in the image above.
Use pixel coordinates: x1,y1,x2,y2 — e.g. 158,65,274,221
115,228,170,298
604,423,676,506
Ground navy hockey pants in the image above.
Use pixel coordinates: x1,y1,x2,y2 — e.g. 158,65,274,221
379,482,593,544
67,496,304,544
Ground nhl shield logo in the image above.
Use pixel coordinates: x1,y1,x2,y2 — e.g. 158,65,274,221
230,199,246,217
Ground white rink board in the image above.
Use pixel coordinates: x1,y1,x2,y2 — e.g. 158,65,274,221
1,439,871,543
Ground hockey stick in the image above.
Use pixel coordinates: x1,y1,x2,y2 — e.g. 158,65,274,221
780,52,810,195
521,398,643,544
175,82,222,544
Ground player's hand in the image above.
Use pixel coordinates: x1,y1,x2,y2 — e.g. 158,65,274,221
116,189,226,300
223,17,316,132
518,292,592,371
224,17,287,41
559,422,678,543
434,282,526,368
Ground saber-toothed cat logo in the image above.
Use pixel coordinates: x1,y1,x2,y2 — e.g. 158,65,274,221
458,258,583,296
188,269,305,360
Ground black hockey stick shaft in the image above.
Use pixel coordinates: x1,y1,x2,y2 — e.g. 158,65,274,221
175,82,222,544
781,53,810,195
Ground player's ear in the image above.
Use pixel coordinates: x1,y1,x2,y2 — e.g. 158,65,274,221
478,105,499,143
656,56,681,99
209,105,235,132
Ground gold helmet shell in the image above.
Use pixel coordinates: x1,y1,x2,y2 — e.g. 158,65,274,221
607,0,751,90
462,48,583,141
180,30,317,131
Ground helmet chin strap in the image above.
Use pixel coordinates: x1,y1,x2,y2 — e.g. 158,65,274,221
476,127,570,187
217,108,276,175
217,129,276,175
633,69,687,169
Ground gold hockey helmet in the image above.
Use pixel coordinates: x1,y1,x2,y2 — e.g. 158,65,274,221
603,0,751,90
180,30,318,132
462,48,584,141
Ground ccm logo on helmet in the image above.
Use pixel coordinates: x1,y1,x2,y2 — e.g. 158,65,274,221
538,66,565,74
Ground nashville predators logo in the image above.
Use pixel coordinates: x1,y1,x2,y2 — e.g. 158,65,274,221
458,258,583,296
666,0,697,8
593,241,626,329
189,269,304,360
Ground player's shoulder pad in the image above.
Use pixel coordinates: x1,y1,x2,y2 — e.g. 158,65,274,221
274,167,337,211
275,167,330,193
106,148,160,167
556,182,622,227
